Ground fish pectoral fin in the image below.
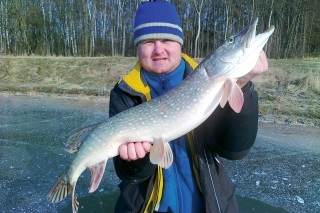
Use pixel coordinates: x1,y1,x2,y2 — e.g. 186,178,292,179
150,138,173,169
88,160,107,193
65,123,100,153
228,81,244,113
220,78,233,108
47,170,73,203
160,143,173,169
150,138,165,166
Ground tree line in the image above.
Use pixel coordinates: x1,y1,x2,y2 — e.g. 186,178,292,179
0,0,319,58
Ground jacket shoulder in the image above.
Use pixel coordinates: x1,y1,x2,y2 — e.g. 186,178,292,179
118,61,151,101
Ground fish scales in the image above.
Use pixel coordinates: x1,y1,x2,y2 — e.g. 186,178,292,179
48,17,275,213
69,69,221,170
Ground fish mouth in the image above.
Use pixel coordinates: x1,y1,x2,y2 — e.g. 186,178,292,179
243,17,258,48
240,17,275,51
195,17,275,79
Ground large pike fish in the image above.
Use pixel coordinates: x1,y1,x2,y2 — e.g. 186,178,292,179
48,18,274,212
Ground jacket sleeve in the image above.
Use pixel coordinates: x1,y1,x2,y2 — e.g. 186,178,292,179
109,84,157,183
200,81,259,160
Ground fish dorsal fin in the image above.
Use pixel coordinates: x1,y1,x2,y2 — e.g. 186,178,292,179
88,160,107,193
228,82,244,113
150,138,173,169
65,123,100,153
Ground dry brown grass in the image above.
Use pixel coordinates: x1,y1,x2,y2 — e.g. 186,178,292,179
0,56,138,96
253,58,320,126
0,56,319,126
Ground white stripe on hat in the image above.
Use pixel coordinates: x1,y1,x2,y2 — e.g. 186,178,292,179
134,33,183,45
134,22,182,33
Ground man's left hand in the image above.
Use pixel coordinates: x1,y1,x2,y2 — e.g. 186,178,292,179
237,50,268,88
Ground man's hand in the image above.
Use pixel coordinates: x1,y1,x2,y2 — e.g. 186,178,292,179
237,50,269,88
119,142,152,161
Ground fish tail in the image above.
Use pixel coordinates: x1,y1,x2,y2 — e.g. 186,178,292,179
72,185,79,213
47,170,73,203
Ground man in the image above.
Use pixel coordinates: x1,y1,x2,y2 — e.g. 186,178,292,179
109,0,268,212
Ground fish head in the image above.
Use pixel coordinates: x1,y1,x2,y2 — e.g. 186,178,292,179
201,17,275,78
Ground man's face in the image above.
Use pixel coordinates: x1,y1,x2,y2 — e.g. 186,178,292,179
137,39,182,74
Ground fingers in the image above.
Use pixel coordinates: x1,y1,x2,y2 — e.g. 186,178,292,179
119,142,151,161
237,51,269,88
259,50,268,71
131,143,146,159
253,51,268,74
119,144,130,160
142,142,152,152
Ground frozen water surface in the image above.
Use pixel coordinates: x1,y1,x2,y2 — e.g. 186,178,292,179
0,93,119,213
224,123,320,213
0,93,319,213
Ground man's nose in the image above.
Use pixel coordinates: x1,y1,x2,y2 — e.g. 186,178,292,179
153,41,165,53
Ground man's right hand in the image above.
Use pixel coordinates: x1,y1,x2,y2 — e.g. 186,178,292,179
119,142,152,161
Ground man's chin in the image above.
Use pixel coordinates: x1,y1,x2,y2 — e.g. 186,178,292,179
150,67,171,74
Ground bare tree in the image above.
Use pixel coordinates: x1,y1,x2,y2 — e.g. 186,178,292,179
0,0,320,58
193,0,204,58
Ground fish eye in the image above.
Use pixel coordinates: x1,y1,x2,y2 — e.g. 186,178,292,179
228,36,235,44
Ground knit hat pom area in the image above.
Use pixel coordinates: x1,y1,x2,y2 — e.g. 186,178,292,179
134,0,183,45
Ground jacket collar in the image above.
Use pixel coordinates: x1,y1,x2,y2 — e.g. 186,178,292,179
118,53,198,102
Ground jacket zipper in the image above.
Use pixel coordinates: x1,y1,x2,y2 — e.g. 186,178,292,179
160,74,166,91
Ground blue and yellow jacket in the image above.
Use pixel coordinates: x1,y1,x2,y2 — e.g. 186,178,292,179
109,53,259,213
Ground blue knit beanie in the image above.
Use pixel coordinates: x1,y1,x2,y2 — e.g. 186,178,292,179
133,0,183,46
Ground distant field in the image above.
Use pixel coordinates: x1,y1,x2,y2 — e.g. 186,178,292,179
0,56,319,127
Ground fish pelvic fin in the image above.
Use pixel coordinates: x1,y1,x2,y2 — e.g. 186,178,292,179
150,138,173,169
65,123,100,153
47,170,73,203
228,80,244,113
220,78,244,113
88,160,107,193
220,78,233,108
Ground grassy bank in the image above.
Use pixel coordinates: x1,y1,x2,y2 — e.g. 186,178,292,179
0,56,319,126
254,58,320,126
0,56,138,96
